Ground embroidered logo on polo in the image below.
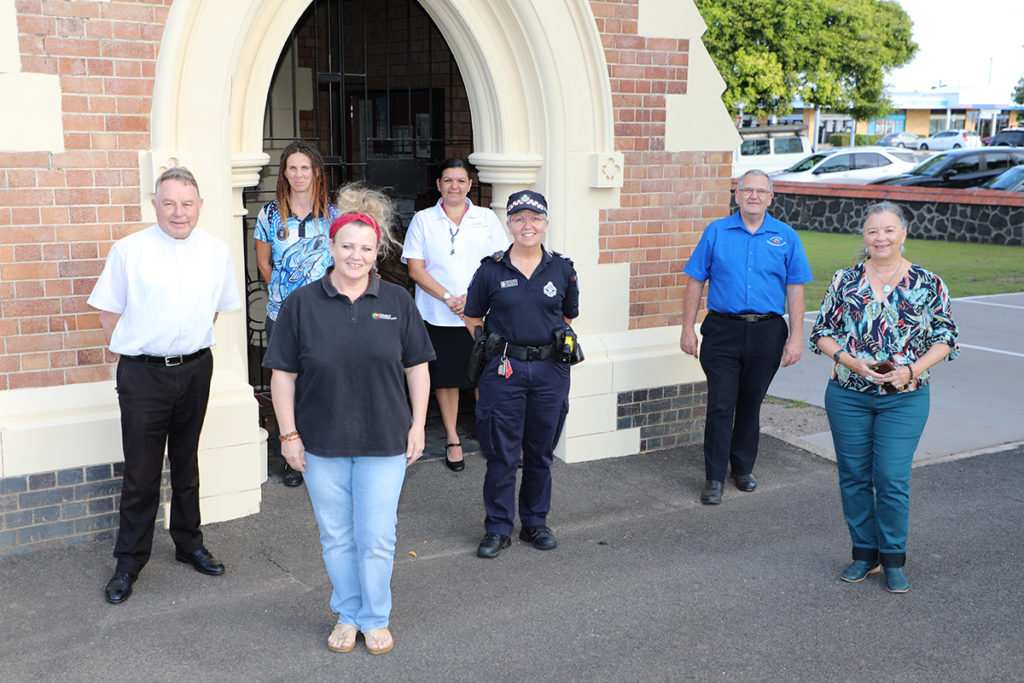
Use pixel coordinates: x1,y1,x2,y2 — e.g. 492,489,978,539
767,236,787,247
500,279,518,288
543,281,557,297
371,313,397,320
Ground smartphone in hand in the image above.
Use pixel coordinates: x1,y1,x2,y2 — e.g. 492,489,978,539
869,361,898,394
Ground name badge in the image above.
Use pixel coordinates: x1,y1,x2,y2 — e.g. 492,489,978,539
500,279,518,288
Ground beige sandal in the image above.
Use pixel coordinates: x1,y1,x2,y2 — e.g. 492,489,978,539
327,622,357,653
363,627,394,655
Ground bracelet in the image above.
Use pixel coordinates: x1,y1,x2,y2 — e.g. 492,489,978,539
279,430,301,442
831,348,844,363
906,364,914,382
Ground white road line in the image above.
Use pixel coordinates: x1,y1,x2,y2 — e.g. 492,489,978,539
956,292,1024,301
959,343,1024,358
952,300,1024,310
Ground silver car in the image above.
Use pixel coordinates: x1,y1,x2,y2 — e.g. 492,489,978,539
918,129,981,151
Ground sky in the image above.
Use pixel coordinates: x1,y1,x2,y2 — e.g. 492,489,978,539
887,0,1023,98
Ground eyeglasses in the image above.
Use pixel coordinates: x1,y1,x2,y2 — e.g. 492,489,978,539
509,214,547,227
737,188,771,196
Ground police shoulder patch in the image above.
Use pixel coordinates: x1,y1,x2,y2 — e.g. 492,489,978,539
552,250,574,267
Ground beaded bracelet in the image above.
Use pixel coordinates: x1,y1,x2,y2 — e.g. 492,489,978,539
906,364,914,382
279,430,301,442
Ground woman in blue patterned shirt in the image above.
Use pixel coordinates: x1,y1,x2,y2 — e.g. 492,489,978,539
810,202,959,594
256,140,339,486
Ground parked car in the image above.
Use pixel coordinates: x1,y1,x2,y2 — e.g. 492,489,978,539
988,128,1024,147
869,147,1024,188
979,165,1024,192
770,147,920,184
917,129,981,151
732,126,811,177
876,131,921,148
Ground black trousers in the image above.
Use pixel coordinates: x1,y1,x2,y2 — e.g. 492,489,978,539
113,351,213,575
698,314,787,482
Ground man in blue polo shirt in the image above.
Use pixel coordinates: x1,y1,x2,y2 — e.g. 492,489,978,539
680,169,812,505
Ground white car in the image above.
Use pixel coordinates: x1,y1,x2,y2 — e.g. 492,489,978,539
732,133,811,177
917,129,981,151
771,147,921,184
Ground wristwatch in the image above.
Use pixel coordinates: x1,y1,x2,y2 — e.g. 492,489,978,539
442,292,452,302
832,349,844,363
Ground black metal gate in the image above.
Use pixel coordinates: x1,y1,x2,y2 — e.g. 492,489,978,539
243,0,487,392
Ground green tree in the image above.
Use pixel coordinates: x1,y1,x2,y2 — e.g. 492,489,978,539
695,0,917,120
1013,76,1024,105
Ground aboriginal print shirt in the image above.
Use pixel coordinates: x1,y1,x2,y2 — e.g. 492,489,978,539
809,262,959,394
254,200,339,321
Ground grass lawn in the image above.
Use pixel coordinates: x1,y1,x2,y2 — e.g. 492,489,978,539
797,230,1024,310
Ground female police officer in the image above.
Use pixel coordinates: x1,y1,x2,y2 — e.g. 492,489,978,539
463,190,579,559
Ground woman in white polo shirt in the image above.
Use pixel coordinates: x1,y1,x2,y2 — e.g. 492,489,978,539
401,158,508,471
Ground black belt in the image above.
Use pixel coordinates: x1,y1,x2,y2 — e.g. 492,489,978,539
709,310,781,323
500,342,556,362
122,348,209,367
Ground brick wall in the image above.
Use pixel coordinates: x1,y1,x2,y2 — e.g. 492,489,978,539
617,382,706,453
0,460,173,557
2,1,171,392
591,0,731,330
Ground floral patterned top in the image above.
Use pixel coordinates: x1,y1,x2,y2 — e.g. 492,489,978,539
809,262,959,394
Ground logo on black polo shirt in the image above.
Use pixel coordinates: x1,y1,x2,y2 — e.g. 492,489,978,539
767,236,786,246
543,281,557,297
371,313,397,320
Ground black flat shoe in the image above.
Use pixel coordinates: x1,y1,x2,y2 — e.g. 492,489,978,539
731,472,757,492
476,532,511,558
700,480,723,505
444,442,465,472
175,547,225,576
104,571,136,604
519,525,557,550
282,464,304,487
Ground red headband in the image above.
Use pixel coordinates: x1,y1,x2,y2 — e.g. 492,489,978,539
329,212,381,242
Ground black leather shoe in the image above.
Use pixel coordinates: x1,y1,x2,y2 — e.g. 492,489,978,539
282,464,303,487
105,571,136,604
519,525,558,550
444,442,465,472
175,547,225,576
731,473,757,492
700,480,723,505
476,533,511,558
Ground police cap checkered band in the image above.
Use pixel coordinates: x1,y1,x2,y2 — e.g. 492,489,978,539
506,190,548,216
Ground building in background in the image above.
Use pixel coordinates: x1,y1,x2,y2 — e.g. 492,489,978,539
0,0,738,555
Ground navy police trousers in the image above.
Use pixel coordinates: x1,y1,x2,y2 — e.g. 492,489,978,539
475,356,570,537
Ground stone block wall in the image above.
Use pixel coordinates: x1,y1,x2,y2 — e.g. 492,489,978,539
617,382,706,453
763,181,1024,246
0,461,170,556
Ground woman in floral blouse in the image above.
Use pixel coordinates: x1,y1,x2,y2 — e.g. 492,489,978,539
810,202,959,594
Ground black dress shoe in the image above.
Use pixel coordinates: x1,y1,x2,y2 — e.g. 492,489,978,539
476,532,511,558
731,473,757,492
175,547,225,576
444,442,465,472
105,571,136,604
700,480,723,505
282,464,304,487
519,525,558,550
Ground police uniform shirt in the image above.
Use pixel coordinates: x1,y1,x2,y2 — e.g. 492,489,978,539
263,270,436,458
464,246,579,347
88,225,242,356
683,211,812,315
400,198,508,327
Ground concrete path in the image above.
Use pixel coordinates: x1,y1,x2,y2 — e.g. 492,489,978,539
769,292,1024,461
1,437,1021,681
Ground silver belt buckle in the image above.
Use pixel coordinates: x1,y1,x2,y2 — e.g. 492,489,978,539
741,314,759,323
164,355,184,367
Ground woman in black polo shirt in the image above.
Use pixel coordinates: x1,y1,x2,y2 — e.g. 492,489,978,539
264,184,435,655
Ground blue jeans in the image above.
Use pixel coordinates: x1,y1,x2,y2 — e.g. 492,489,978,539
303,452,406,630
824,382,930,566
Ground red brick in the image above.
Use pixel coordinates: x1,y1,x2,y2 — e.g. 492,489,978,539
41,207,71,224
99,2,155,21
69,206,98,224
72,277,98,295
0,152,50,168
106,115,147,132
105,77,152,96
44,37,101,57
63,113,106,130
52,151,108,169
45,279,73,297
19,34,45,55
5,296,61,319
18,14,56,35
66,366,113,384
22,352,51,371
101,42,155,60
10,207,41,226
89,96,118,113
87,58,114,76
22,55,58,72
63,132,91,148
43,243,70,260
15,281,46,299
14,244,43,261
116,96,147,114
9,370,65,390
113,59,142,77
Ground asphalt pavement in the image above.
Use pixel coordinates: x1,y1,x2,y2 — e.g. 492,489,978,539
2,433,1021,681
